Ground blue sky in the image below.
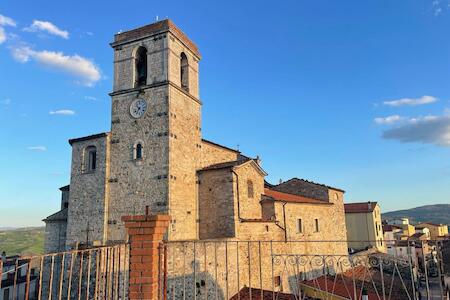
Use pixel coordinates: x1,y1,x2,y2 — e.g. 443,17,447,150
0,0,449,227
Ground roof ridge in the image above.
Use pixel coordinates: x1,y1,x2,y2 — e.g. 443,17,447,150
276,177,345,193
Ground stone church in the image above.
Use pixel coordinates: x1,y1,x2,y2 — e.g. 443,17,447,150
43,20,348,253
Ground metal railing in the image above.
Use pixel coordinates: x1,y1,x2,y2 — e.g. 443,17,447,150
159,240,450,300
0,244,129,300
2,239,449,299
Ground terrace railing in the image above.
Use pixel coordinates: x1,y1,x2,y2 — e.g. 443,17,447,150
2,240,449,299
0,244,129,300
159,240,450,300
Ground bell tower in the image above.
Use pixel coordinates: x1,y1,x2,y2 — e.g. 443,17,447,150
107,20,202,242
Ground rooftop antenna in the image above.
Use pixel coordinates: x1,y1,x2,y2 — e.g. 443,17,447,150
156,15,159,21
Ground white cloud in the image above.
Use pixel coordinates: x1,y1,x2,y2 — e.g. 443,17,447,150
382,115,450,147
24,20,69,39
0,98,11,105
0,14,16,27
84,96,97,101
12,46,101,86
27,146,47,151
0,14,16,44
374,115,403,125
49,109,75,115
0,27,6,44
383,95,437,107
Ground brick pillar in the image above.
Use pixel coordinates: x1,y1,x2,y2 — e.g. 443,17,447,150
121,214,171,300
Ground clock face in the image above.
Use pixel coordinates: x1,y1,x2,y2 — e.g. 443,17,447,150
130,99,147,119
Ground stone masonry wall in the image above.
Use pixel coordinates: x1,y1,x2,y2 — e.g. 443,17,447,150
108,85,170,243
200,141,239,168
233,161,265,221
167,35,202,241
198,168,235,239
167,32,199,99
66,134,109,248
44,221,67,253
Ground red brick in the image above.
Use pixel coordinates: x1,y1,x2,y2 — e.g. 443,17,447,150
131,234,159,241
130,248,159,256
124,221,142,228
130,270,143,277
134,277,157,284
145,215,171,221
128,285,141,292
142,255,159,263
141,283,159,293
129,256,142,263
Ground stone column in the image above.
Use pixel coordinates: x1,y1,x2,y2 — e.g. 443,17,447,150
121,214,170,300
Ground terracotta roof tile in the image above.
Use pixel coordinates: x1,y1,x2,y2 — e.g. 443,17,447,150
264,188,332,205
230,287,293,300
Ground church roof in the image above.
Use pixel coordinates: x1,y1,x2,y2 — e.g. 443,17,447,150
198,160,245,172
43,208,67,223
269,177,345,193
263,188,333,205
344,202,378,213
201,139,240,153
199,159,267,176
59,185,70,191
69,132,108,145
111,19,201,59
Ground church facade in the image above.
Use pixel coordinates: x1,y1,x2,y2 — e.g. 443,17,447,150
43,20,348,254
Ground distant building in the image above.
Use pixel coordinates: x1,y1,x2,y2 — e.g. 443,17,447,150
415,222,449,240
344,202,385,252
387,218,410,226
1,254,38,300
385,218,415,239
383,224,403,249
414,226,431,240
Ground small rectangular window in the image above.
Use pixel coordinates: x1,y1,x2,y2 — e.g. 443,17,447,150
4,288,10,299
89,150,96,171
297,219,303,233
314,219,320,232
274,275,281,287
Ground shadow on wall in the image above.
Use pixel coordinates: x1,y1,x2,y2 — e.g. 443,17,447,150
167,260,226,300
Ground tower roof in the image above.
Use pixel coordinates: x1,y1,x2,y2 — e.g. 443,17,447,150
111,19,201,59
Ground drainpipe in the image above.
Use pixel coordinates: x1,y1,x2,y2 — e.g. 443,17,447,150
282,202,288,242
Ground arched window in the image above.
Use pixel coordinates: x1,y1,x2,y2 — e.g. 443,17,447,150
180,52,189,91
247,180,254,198
84,146,97,172
135,47,147,87
133,142,144,160
136,143,143,159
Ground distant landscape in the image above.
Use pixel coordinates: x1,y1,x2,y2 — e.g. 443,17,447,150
383,204,450,226
0,227,45,256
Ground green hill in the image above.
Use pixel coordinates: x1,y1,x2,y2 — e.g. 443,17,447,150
383,204,450,226
0,227,45,256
